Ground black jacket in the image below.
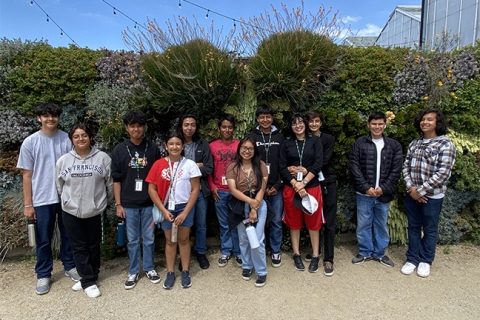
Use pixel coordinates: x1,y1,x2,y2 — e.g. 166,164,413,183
348,134,403,203
188,138,213,197
249,126,285,191
318,132,337,186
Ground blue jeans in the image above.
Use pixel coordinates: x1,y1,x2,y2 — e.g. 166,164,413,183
194,192,208,254
124,206,155,274
404,194,443,265
34,203,75,279
215,190,240,257
237,201,267,276
355,194,390,259
265,191,283,254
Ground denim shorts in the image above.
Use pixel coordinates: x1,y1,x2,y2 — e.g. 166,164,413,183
160,203,195,230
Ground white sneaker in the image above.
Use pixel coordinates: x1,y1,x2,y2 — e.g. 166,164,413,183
401,262,417,275
72,281,82,291
417,262,431,278
84,284,101,298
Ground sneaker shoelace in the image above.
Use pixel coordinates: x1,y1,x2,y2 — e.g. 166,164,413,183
38,278,49,286
127,274,137,282
147,270,158,278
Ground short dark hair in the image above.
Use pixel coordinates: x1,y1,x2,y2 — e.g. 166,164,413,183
305,110,324,123
414,108,447,136
255,104,275,117
284,113,310,139
68,123,95,146
35,103,62,117
177,114,201,142
368,111,386,123
217,114,235,128
122,110,147,126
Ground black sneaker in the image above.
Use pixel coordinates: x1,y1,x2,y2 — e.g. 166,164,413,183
352,254,371,265
305,253,313,262
271,253,282,267
242,269,253,281
293,254,305,271
324,261,334,276
377,255,394,267
217,255,230,267
235,255,243,267
255,275,267,287
308,256,320,273
197,254,210,269
124,273,139,290
145,270,161,284
163,272,176,290
181,270,192,288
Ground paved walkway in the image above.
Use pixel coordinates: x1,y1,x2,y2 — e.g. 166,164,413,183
1,244,479,319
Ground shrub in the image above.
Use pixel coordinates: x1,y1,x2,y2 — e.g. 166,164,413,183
6,45,103,113
0,107,39,152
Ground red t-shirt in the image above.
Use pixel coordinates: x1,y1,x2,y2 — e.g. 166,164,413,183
207,139,239,192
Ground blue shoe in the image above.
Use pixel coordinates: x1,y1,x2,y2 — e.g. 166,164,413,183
181,270,192,289
163,272,176,290
35,278,50,295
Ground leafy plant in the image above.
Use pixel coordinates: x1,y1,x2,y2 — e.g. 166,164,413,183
0,107,39,152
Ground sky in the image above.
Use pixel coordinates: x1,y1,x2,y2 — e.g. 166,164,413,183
0,0,420,51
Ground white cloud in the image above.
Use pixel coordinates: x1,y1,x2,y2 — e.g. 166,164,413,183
340,15,361,24
356,24,382,36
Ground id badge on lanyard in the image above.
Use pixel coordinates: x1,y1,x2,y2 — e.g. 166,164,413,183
135,179,143,191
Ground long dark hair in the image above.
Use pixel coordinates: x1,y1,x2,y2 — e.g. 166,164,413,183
284,113,310,139
176,114,201,142
230,137,264,192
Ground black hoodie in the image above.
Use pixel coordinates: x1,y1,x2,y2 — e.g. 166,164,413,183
249,125,285,191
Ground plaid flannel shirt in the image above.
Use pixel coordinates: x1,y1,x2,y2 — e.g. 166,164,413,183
403,135,456,197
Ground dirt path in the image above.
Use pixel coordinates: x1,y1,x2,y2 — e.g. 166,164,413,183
1,244,479,320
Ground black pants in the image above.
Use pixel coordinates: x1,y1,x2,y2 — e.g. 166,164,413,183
322,183,337,263
62,212,101,288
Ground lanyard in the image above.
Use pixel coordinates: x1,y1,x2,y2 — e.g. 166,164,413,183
260,131,272,164
240,164,253,194
295,139,305,167
125,142,148,179
167,157,184,201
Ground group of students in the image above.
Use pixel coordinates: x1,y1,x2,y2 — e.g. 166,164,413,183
17,102,455,298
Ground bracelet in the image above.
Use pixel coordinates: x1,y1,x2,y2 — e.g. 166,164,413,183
24,205,33,208
115,203,122,207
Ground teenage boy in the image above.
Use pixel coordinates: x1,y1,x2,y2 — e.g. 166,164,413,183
208,114,242,267
305,110,337,276
249,104,285,267
112,111,162,289
349,111,403,267
17,103,80,295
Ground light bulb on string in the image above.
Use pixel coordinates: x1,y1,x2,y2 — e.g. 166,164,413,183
30,1,33,6
113,7,116,15
205,10,209,19
46,16,49,23
178,0,182,8
134,23,137,29
60,31,63,37
233,19,236,28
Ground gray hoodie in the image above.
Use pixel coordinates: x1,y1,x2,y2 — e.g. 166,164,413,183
56,147,113,219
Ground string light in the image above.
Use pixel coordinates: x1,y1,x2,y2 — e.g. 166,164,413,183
101,0,148,31
205,10,209,19
28,0,79,46
178,0,182,9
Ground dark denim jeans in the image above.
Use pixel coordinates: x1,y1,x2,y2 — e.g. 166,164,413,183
404,193,443,265
265,190,283,254
193,192,208,255
34,203,75,279
214,190,240,257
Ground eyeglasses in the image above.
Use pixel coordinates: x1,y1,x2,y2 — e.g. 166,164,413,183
240,146,254,152
291,122,305,127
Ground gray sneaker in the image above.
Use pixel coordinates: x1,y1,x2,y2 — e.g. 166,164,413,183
352,254,371,265
65,267,81,281
36,278,50,295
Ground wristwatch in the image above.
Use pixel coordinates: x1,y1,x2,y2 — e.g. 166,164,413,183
302,179,308,185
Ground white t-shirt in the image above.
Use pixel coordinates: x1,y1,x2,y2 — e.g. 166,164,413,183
372,137,385,190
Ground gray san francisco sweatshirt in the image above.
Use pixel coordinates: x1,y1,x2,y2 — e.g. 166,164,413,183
56,147,113,218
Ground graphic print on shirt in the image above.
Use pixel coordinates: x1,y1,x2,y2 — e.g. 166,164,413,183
215,149,236,163
161,166,185,181
60,164,104,178
128,150,148,169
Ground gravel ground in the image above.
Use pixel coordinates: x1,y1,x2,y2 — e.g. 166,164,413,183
1,244,479,320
